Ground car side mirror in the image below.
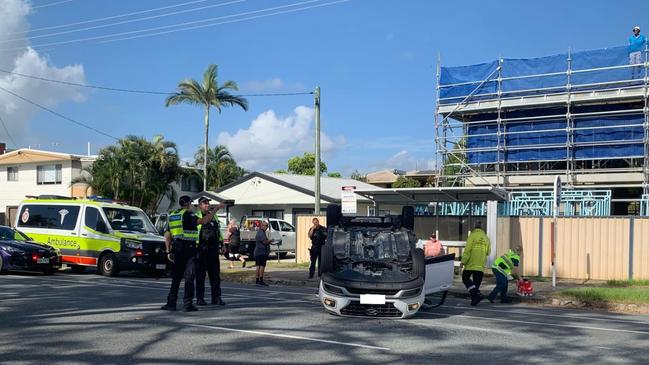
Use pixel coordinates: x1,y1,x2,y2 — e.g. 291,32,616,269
96,220,109,234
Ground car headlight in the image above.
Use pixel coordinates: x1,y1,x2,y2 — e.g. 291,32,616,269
122,239,143,250
1,246,24,254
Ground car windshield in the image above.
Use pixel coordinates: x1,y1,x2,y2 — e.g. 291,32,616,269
102,207,156,233
0,226,28,241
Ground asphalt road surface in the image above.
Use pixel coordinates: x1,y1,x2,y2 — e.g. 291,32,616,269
1,272,648,365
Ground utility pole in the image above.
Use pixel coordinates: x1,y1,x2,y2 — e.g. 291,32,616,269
314,86,321,214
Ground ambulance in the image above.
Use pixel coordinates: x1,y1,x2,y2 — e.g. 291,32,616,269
15,196,168,277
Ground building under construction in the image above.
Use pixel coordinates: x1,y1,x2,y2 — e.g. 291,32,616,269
435,45,649,216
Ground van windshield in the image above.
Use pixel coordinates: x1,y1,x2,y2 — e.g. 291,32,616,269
103,207,156,234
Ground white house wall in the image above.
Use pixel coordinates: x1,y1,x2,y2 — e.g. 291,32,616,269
220,177,329,205
0,160,74,214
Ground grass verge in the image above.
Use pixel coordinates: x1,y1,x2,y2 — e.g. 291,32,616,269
556,287,649,305
605,279,649,287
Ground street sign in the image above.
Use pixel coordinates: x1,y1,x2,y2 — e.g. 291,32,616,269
551,175,561,288
553,175,562,210
341,186,357,215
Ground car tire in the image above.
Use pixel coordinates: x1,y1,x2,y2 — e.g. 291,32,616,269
411,248,425,279
0,255,5,274
99,253,120,277
326,205,341,227
278,252,289,260
402,206,415,230
70,265,87,274
319,244,334,275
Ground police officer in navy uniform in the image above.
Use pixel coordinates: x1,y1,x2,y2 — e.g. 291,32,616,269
161,195,217,312
195,197,226,306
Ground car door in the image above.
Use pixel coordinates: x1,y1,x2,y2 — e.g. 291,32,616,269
423,253,455,295
278,221,296,252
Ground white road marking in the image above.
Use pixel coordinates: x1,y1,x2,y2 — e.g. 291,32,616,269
595,346,616,350
446,303,649,325
188,323,390,351
420,312,649,335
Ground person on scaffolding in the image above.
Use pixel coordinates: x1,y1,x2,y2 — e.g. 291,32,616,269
629,26,646,79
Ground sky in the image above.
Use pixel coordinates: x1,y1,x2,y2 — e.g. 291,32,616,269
1,0,648,176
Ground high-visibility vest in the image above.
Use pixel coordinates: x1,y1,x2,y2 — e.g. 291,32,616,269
168,209,199,241
196,210,223,245
492,249,521,276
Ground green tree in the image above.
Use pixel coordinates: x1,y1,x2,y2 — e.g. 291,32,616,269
165,64,248,191
392,176,421,188
350,170,366,182
73,135,181,214
286,152,327,175
327,172,342,178
193,145,245,190
441,138,466,187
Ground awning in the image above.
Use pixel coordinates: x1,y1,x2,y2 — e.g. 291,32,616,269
353,187,508,204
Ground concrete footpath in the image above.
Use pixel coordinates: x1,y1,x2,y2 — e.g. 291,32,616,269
219,259,649,314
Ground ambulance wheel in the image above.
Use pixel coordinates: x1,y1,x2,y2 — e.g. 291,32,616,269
70,265,86,274
99,253,120,277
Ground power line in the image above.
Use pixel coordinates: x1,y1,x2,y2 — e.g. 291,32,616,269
12,0,209,35
0,0,346,51
31,0,74,10
0,85,119,140
0,68,314,97
0,0,246,44
0,113,19,148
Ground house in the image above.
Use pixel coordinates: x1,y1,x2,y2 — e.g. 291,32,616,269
0,147,96,225
366,169,438,188
209,172,400,224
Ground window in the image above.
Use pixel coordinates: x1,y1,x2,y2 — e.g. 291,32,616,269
84,207,108,233
102,207,157,234
279,221,295,232
251,210,284,220
269,220,280,231
7,167,18,181
17,204,80,230
37,164,62,185
180,175,201,192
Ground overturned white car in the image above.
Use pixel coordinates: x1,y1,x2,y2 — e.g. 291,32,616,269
318,205,455,319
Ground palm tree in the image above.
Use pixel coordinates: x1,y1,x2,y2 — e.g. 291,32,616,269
194,145,245,189
165,64,248,191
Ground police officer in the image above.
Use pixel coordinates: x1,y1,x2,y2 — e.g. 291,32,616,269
195,197,226,306
161,195,216,312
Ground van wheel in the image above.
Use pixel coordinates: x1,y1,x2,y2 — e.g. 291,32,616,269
319,245,334,275
99,253,120,277
401,206,415,230
411,248,425,279
326,205,341,227
70,265,86,274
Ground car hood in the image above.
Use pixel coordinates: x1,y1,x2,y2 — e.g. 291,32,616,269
114,231,164,242
0,239,57,253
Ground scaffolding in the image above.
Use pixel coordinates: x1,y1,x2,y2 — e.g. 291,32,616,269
435,44,649,204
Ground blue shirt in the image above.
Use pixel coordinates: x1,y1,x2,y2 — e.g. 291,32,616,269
629,34,646,53
254,229,269,256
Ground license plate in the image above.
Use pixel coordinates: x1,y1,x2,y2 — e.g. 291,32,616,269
360,294,386,305
36,257,50,264
155,264,166,270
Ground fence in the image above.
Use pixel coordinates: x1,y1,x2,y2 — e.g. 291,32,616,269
295,215,326,263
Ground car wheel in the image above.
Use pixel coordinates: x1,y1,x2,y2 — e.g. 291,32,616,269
70,265,87,274
319,244,334,275
326,205,341,227
99,253,120,277
0,255,5,274
401,206,415,230
278,252,289,260
411,248,425,279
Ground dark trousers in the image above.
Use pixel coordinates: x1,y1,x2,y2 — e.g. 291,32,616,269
166,241,196,308
196,245,221,301
488,268,509,301
309,245,322,276
462,270,484,295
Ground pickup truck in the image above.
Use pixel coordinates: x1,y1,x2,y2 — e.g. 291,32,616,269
318,205,455,319
239,217,296,259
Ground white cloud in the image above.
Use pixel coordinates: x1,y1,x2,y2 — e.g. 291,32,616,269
217,106,344,170
242,78,284,92
0,0,86,146
372,150,436,172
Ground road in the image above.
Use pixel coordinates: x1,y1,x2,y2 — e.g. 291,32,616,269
1,272,648,365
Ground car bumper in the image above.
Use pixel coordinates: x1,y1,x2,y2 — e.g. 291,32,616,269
318,281,424,319
118,252,168,271
5,253,61,272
